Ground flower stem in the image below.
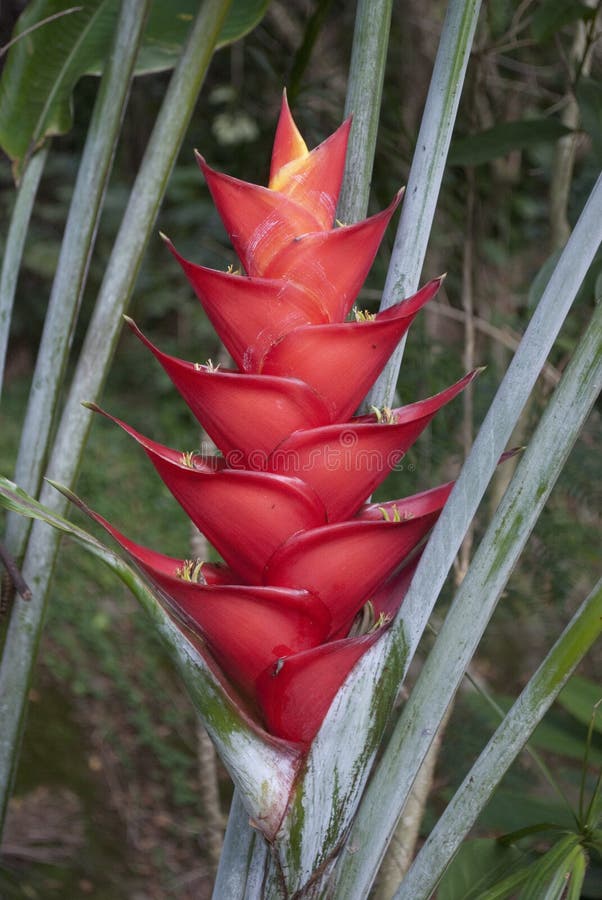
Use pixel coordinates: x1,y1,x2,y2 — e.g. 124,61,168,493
337,0,394,224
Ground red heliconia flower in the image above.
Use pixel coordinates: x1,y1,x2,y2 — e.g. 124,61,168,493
88,93,481,747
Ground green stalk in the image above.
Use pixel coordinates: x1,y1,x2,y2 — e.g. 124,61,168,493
4,0,150,561
395,577,602,900
0,147,48,401
212,790,270,899
368,0,482,408
336,0,394,224
0,0,233,833
334,289,602,898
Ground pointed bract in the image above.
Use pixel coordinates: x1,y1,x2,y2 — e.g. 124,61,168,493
198,156,322,275
163,240,327,371
270,118,352,230
263,191,403,321
261,278,444,419
256,634,380,745
269,91,308,185
126,318,332,460
91,406,327,582
264,507,441,635
267,371,476,520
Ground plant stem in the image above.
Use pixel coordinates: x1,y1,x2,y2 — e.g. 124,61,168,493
549,0,597,251
0,0,233,835
212,790,270,899
335,288,602,898
0,147,48,402
368,0,482,409
395,577,602,900
336,0,394,224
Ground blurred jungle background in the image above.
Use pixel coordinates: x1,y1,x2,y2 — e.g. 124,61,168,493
0,0,600,897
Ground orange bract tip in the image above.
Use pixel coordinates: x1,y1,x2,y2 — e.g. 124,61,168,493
269,91,309,186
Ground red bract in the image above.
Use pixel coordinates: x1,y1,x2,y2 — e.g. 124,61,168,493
90,94,479,747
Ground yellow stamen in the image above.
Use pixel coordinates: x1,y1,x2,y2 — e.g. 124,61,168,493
354,308,376,323
180,451,198,468
370,404,398,424
369,612,392,633
378,504,412,523
226,264,242,275
176,558,205,583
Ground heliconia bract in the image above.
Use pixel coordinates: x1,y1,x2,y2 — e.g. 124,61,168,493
88,94,480,746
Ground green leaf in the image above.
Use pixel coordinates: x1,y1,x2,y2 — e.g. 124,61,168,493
558,675,602,733
0,0,271,176
565,847,587,900
135,0,271,73
519,834,582,900
531,0,595,43
577,78,602,164
448,119,573,167
479,789,577,834
436,839,528,900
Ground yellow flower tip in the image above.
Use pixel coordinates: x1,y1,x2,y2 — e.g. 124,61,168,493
81,400,98,412
158,230,171,245
475,365,487,375
122,314,135,326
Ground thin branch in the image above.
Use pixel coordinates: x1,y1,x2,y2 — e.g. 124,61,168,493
0,541,31,601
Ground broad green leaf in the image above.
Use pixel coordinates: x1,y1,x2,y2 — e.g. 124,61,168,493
465,690,602,766
557,675,602,732
577,78,602,163
531,0,595,43
448,119,572,167
436,839,528,900
479,789,576,834
0,0,270,176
